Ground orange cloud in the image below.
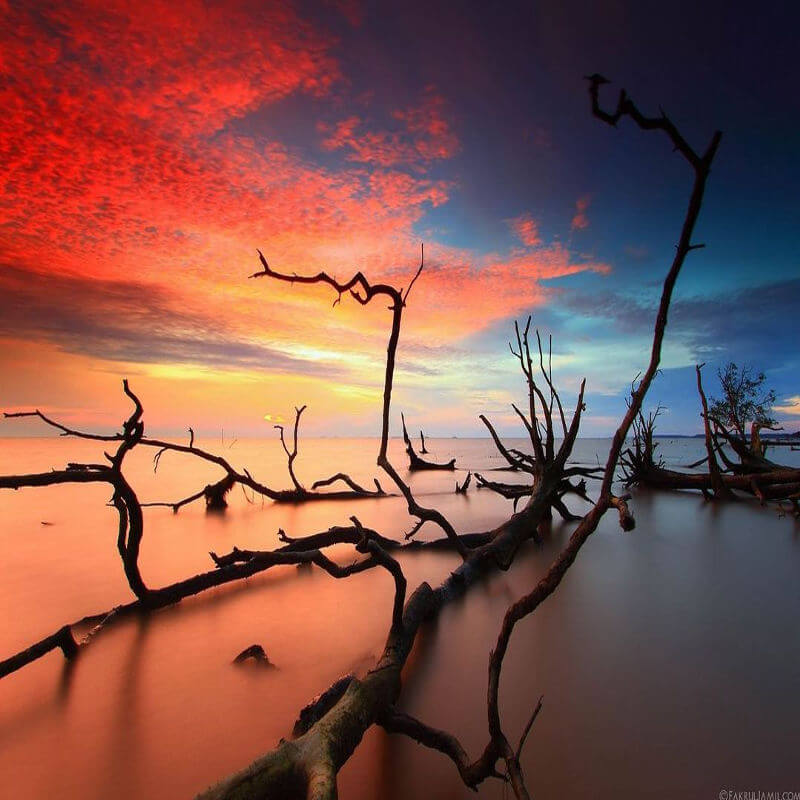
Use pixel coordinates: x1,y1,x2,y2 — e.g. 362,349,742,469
401,241,611,341
510,213,542,247
775,396,800,416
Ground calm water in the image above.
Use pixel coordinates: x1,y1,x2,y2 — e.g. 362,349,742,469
0,435,798,799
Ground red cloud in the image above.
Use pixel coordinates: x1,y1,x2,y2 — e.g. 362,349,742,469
0,1,612,431
510,213,542,247
320,90,459,169
571,195,591,231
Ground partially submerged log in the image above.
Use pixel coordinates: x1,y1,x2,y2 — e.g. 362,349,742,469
204,474,237,510
401,413,455,471
6,404,391,513
233,644,276,668
419,430,429,453
623,367,800,515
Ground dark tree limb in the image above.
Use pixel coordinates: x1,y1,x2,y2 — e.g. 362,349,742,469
0,625,78,679
696,364,735,499
378,708,505,789
251,245,469,560
210,523,406,633
474,473,531,500
479,415,535,474
7,404,389,510
275,524,491,553
274,405,306,492
310,473,387,496
2,381,150,602
401,413,455,471
474,76,724,798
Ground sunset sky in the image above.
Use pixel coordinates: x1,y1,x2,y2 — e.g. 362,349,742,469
1,0,798,439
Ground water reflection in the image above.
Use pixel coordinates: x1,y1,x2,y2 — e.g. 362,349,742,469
0,437,798,798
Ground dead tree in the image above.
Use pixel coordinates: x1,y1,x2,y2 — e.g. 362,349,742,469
250,245,470,558
6,403,389,513
401,412,456,470
477,317,602,523
696,364,735,499
622,366,799,514
196,73,723,800
419,430,429,453
1,380,150,603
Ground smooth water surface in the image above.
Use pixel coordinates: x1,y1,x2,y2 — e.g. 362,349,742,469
0,435,798,798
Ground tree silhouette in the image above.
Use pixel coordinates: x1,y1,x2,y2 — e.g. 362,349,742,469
709,362,778,452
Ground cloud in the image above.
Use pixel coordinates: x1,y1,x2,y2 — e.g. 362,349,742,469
0,0,618,432
554,278,800,370
571,195,591,231
320,89,459,169
324,0,364,27
509,213,542,247
402,241,610,341
623,244,650,261
0,264,347,379
775,396,800,416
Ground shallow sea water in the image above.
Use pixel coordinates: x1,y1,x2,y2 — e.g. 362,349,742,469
0,435,798,799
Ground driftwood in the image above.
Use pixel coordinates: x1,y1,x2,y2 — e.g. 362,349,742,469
401,413,455,471
5,404,389,514
0,504,489,681
455,471,472,494
250,244,470,559
623,366,800,515
1,380,149,602
233,644,276,668
475,317,603,522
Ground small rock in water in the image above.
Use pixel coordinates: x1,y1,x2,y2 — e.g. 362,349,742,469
233,644,276,668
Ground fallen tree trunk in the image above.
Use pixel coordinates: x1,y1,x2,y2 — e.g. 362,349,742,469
196,473,571,800
622,370,800,512
0,515,489,680
401,413,455,471
626,462,800,502
6,404,390,514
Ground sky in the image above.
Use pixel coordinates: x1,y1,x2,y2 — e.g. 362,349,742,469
1,0,798,439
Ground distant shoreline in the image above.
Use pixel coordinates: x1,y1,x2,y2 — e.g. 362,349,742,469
2,432,798,442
